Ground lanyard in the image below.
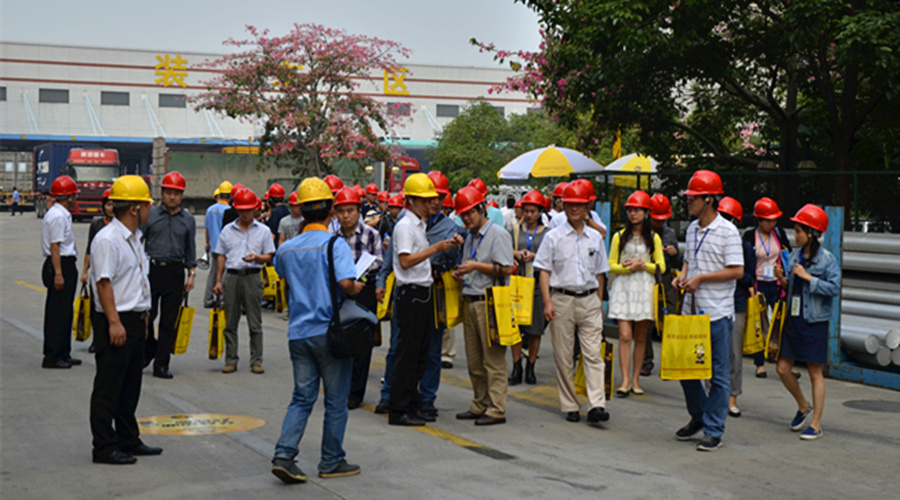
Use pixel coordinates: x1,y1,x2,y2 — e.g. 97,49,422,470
757,229,772,256
291,216,300,233
525,225,537,251
331,218,340,233
469,221,491,260
694,228,710,258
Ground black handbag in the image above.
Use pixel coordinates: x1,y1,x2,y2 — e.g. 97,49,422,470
326,236,374,359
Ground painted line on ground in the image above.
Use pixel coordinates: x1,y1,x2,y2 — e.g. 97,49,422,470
14,280,46,294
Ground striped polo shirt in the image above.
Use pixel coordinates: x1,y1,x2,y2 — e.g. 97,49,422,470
683,214,744,321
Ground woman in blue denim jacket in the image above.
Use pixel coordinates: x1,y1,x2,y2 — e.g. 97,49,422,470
773,204,840,441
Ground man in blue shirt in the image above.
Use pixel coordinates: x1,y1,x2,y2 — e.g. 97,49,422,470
204,181,231,308
271,177,364,484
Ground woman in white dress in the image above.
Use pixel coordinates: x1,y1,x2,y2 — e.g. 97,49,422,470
608,191,665,396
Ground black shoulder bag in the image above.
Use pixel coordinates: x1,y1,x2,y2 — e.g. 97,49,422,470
327,236,374,359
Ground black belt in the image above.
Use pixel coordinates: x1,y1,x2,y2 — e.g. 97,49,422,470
553,288,597,298
58,256,77,261
150,259,184,267
120,311,150,319
398,284,430,291
226,268,262,276
464,294,486,302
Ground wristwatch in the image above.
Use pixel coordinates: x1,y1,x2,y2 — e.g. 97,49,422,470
189,270,196,276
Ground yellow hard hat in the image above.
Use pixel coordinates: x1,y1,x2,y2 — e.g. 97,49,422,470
218,180,233,194
109,175,153,203
213,188,221,197
296,177,334,204
403,173,438,198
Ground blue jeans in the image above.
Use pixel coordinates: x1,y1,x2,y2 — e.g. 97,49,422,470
680,317,732,438
380,311,400,401
274,335,352,473
419,326,444,404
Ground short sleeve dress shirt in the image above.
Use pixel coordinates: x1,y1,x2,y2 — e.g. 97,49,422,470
533,221,610,292
392,212,432,286
90,218,151,313
215,219,276,270
41,202,77,257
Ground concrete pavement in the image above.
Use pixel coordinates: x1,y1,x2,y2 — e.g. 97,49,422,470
1,213,898,499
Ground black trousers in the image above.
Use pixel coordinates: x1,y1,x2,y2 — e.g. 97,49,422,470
389,284,434,418
42,256,77,362
349,279,378,404
90,312,146,457
147,263,184,369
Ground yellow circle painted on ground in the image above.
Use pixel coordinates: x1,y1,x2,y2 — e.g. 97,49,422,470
137,413,265,436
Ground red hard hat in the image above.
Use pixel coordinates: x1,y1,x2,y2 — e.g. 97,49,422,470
443,193,455,208
717,196,743,224
387,194,404,208
571,179,596,201
791,204,829,233
377,190,390,203
264,192,269,200
753,197,782,220
50,175,78,196
334,186,362,207
427,171,450,195
552,182,568,198
288,192,300,205
161,171,186,191
455,186,485,214
650,194,673,220
487,200,499,209
267,183,286,199
323,174,344,194
366,183,379,195
102,188,111,200
684,170,724,196
521,189,545,208
625,190,652,210
514,199,523,208
353,185,366,198
562,181,593,204
231,183,245,197
467,178,488,196
543,192,552,210
233,188,258,210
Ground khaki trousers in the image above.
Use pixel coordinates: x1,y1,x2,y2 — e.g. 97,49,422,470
463,298,508,418
550,292,607,412
441,324,458,363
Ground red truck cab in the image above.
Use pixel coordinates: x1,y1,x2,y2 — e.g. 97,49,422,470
64,149,120,219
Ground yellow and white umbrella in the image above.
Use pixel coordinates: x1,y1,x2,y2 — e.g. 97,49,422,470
498,145,604,180
603,153,658,188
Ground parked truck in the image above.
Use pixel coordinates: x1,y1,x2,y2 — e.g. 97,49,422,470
33,144,122,220
0,152,36,212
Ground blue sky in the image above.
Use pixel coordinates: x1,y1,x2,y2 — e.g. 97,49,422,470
1,0,542,67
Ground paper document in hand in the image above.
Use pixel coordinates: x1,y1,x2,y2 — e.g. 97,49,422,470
355,252,377,279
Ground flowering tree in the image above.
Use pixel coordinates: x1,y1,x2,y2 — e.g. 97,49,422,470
194,24,412,176
476,1,900,207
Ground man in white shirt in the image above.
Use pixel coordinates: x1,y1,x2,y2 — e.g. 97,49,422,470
672,170,743,452
214,188,276,375
534,180,611,425
41,175,81,369
89,175,162,465
388,174,461,426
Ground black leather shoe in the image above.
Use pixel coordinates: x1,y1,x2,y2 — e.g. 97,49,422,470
388,414,425,426
374,399,390,414
441,361,453,369
419,402,438,418
587,407,610,423
524,359,537,385
347,398,361,410
66,357,82,366
415,411,436,422
455,410,483,420
42,358,72,369
566,411,581,423
153,367,174,379
88,344,96,353
93,450,137,465
474,415,507,426
508,359,523,386
122,444,163,456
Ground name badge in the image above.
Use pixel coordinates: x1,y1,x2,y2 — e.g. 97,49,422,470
462,272,475,288
763,265,775,280
791,296,801,317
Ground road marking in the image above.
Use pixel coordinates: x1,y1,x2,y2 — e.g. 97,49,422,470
14,280,46,294
359,402,515,460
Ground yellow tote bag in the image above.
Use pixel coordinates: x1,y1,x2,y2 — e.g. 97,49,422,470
434,271,462,330
660,295,712,380
652,266,666,335
173,292,195,355
485,285,520,347
72,284,92,342
377,272,395,320
574,341,615,400
509,275,534,326
575,353,587,396
208,304,225,360
765,298,786,362
742,294,765,355
274,278,286,313
261,265,279,301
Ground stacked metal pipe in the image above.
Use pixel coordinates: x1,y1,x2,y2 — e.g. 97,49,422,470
839,232,900,368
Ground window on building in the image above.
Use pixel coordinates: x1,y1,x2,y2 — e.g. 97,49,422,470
435,104,459,118
0,87,6,101
4,163,12,172
39,89,69,103
387,102,411,117
493,106,505,117
159,94,186,108
18,163,28,173
101,91,130,106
